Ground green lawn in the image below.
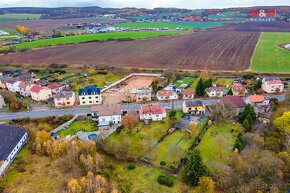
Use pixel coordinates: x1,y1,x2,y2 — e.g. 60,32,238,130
174,77,195,87
188,77,200,90
166,21,243,28
215,78,234,89
0,27,18,36
198,123,237,167
56,119,96,137
112,22,193,29
146,130,192,168
252,32,290,73
16,31,188,48
197,117,209,134
0,14,41,22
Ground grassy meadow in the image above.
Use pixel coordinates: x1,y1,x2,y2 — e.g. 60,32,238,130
16,31,188,48
56,119,96,137
252,32,290,73
0,14,41,22
112,22,194,29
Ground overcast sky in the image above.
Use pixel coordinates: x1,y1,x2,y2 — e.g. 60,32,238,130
0,0,289,9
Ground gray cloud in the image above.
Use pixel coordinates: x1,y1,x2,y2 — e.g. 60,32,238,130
0,0,289,9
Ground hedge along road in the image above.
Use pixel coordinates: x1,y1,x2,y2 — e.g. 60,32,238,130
16,31,189,48
0,95,285,121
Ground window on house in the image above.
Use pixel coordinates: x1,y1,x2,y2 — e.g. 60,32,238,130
89,101,92,103
96,101,99,103
89,97,91,99
82,97,85,99
95,96,98,99
67,102,70,104
66,98,69,100
82,101,85,104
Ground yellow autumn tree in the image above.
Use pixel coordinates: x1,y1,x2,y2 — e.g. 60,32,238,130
198,176,215,193
67,178,82,193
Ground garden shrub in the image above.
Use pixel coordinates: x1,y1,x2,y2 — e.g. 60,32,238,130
160,161,166,166
127,163,136,170
158,175,174,187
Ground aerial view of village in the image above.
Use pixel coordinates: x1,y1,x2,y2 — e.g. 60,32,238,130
0,1,289,193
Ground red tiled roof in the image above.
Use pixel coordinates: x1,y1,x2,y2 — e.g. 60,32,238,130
18,82,28,89
157,90,172,97
140,104,165,115
30,85,49,93
249,95,265,103
182,89,194,95
231,83,246,92
266,80,283,85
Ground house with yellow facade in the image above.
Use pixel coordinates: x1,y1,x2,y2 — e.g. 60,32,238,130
183,100,205,115
78,85,102,106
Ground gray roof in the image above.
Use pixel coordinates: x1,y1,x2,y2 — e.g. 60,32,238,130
0,125,27,162
0,76,11,83
54,90,74,98
185,100,203,107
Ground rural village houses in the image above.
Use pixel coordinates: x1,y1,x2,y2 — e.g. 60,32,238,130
183,100,205,115
246,95,270,113
91,104,122,129
0,76,12,89
231,83,247,96
19,82,35,97
54,90,75,108
0,125,28,176
79,85,102,106
130,88,152,102
206,86,224,97
181,89,195,100
48,83,65,94
262,77,284,93
217,95,246,117
30,85,52,102
139,104,167,121
157,89,178,101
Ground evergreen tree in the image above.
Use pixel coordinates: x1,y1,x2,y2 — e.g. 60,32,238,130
233,133,243,151
182,149,208,185
204,78,213,88
239,104,256,125
195,78,205,97
227,88,233,95
253,79,262,91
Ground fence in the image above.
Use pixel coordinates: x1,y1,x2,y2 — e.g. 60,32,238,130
49,113,86,135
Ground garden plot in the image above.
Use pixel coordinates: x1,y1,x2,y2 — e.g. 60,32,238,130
174,77,196,87
198,123,238,167
144,130,192,169
56,118,96,137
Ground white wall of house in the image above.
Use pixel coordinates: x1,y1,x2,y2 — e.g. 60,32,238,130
0,132,28,176
139,112,166,121
98,115,121,124
79,94,102,106
6,82,16,93
157,93,178,101
206,90,223,98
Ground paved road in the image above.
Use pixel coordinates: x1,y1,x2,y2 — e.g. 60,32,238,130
0,95,285,121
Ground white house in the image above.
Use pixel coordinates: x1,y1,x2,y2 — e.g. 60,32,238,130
6,79,17,92
157,90,178,101
91,104,122,129
18,82,35,97
262,79,284,94
206,87,224,97
0,125,28,176
139,104,167,121
0,95,5,108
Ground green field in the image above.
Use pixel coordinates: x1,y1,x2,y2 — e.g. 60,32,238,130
0,14,41,22
146,130,192,168
174,77,195,87
56,119,96,137
252,32,290,73
198,123,237,167
16,31,188,48
112,22,193,29
168,21,243,28
0,27,18,36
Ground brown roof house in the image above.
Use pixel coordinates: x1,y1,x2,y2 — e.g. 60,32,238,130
231,83,247,96
157,90,178,101
216,96,246,117
181,89,194,100
18,82,35,97
91,104,122,129
206,87,224,97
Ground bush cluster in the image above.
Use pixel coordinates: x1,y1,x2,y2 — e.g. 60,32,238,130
127,163,136,170
157,175,174,187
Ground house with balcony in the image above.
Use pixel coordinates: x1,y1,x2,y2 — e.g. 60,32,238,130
262,79,284,94
139,104,166,121
130,88,152,102
206,87,224,97
54,90,75,108
157,90,178,101
183,100,205,115
78,85,102,106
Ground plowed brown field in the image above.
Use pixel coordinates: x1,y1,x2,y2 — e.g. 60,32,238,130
0,31,260,71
